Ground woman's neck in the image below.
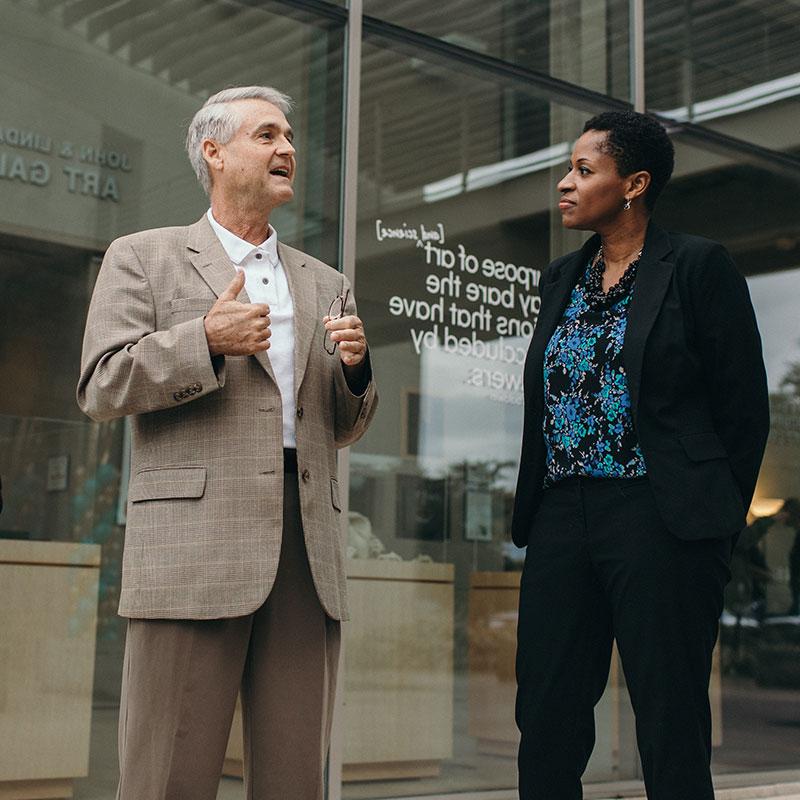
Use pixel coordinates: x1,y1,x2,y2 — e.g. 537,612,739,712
599,217,649,270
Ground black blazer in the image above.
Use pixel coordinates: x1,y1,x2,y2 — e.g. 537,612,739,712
512,223,770,546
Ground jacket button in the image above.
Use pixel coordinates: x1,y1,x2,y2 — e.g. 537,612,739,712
296,406,304,419
193,382,202,392
301,468,310,483
173,391,182,401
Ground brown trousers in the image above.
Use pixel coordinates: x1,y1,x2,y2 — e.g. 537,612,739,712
116,477,341,800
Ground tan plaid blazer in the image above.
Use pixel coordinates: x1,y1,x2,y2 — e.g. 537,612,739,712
77,216,377,621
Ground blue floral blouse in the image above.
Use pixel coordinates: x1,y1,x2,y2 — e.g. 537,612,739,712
542,263,647,483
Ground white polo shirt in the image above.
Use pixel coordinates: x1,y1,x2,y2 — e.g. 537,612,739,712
207,209,297,448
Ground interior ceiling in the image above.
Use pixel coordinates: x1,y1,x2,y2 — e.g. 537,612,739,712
11,0,800,266
12,0,315,97
645,0,800,109
17,0,800,101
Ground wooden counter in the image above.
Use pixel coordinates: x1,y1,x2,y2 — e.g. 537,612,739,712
467,571,520,757
342,559,454,781
224,558,455,782
0,541,101,800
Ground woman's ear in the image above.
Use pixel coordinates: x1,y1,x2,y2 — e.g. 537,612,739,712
627,170,652,202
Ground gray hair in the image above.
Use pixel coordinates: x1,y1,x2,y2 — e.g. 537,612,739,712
185,86,294,194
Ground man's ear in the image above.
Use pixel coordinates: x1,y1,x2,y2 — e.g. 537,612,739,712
202,139,223,175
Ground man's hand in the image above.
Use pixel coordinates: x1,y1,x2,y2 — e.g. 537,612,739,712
324,313,367,367
204,270,271,357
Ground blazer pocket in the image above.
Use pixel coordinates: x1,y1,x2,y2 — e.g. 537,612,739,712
169,298,215,313
330,478,342,512
129,466,207,502
678,432,728,461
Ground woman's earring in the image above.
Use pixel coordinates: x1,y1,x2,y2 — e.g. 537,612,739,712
623,198,631,211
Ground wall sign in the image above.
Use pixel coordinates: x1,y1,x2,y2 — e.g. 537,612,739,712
376,219,542,406
0,124,133,203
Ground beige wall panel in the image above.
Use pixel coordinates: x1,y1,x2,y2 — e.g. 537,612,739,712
0,542,100,787
468,571,520,752
224,560,455,780
343,560,455,772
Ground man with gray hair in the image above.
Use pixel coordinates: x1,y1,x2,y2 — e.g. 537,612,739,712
78,86,377,799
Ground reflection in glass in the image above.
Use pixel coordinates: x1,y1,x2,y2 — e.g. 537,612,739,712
642,172,800,778
347,32,800,796
2,0,799,795
1,0,343,263
714,269,800,773
345,36,624,797
0,1,345,796
0,232,122,796
646,0,800,151
364,0,630,100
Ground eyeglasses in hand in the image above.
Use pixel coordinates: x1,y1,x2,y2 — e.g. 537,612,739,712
324,288,350,355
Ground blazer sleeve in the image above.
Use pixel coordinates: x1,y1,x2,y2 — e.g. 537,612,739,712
691,243,770,510
331,274,378,448
77,238,225,422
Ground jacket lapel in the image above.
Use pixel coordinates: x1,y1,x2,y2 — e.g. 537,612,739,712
185,216,277,383
279,242,317,398
623,222,674,422
526,236,597,407
186,216,246,299
537,237,597,345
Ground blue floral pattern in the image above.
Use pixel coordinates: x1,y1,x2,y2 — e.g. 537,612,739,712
543,263,647,483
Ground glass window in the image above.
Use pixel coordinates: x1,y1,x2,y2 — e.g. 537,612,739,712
1,0,343,261
4,1,799,796
655,138,800,779
0,2,344,797
344,34,634,797
345,28,800,798
364,0,631,101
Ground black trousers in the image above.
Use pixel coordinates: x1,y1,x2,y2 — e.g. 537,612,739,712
515,476,732,800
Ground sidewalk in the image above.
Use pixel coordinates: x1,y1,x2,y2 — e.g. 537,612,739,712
605,787,800,800
590,778,800,800
79,707,800,800
382,782,800,800
609,789,800,800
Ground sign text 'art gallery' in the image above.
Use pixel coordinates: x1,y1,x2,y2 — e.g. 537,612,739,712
0,124,133,202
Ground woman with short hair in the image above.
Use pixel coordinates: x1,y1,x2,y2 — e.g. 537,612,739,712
512,111,770,800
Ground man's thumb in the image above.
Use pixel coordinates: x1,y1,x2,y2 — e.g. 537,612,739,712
219,269,245,302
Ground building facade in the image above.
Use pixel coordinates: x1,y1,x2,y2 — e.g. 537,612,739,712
1,0,799,797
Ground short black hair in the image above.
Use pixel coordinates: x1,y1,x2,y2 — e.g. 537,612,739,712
582,111,675,211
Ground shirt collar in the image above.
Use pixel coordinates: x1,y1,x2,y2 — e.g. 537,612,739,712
206,209,280,266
